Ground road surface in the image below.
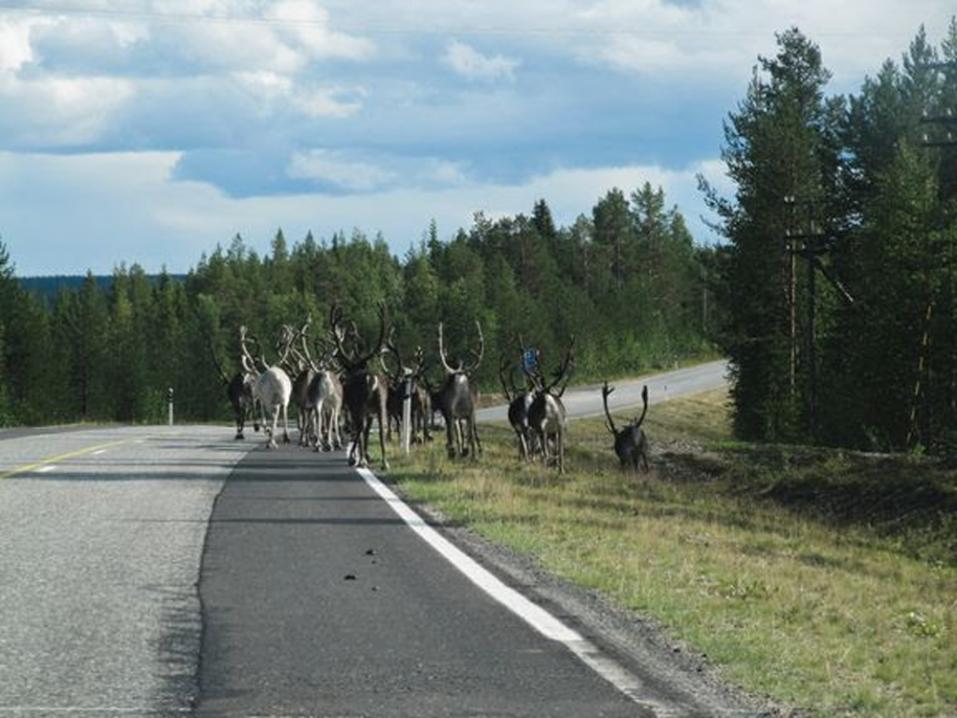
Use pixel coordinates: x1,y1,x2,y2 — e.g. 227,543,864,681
0,362,748,717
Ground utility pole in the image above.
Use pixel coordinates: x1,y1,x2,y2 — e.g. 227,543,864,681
908,60,957,447
784,196,855,440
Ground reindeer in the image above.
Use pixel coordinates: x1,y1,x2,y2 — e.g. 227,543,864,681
382,333,432,444
301,332,344,452
499,353,535,461
436,321,484,459
203,329,259,439
525,338,575,474
281,320,316,446
240,325,293,449
330,304,389,470
601,382,650,472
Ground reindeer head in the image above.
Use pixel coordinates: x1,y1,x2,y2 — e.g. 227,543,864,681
526,336,575,398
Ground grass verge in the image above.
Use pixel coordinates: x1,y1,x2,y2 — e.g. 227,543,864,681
387,388,956,717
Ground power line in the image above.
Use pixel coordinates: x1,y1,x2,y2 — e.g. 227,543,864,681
0,2,908,38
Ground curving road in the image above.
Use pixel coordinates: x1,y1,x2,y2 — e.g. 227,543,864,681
478,359,728,423
0,362,743,717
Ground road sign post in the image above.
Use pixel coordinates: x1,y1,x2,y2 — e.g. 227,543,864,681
168,386,174,427
402,379,412,456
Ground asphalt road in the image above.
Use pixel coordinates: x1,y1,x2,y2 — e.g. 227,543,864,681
0,362,739,717
0,426,247,715
196,446,648,717
477,360,729,423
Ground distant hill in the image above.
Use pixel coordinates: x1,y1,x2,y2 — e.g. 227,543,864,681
19,274,185,302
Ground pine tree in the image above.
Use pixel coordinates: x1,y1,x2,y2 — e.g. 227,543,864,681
706,28,841,441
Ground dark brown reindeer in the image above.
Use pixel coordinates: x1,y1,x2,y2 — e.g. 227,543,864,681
499,352,535,461
203,328,259,439
282,319,316,446
381,333,432,444
330,304,389,470
601,382,650,472
525,338,575,473
436,321,484,459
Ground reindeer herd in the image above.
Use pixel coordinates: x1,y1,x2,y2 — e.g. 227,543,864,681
209,306,651,475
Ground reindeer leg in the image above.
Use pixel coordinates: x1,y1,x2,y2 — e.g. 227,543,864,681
332,407,342,450
267,405,279,449
445,412,456,459
558,426,565,475
472,416,482,458
516,427,527,461
379,406,389,472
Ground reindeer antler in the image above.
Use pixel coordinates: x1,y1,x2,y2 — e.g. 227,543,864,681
239,325,260,374
547,335,576,396
633,385,649,428
601,381,618,436
437,322,456,374
354,303,388,369
464,320,484,374
498,354,517,402
329,304,356,367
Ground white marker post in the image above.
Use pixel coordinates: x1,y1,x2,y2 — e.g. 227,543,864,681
402,377,412,456
167,386,174,427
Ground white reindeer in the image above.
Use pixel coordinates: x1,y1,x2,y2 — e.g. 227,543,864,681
240,326,293,449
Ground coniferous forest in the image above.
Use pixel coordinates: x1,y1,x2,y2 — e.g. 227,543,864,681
1,20,956,455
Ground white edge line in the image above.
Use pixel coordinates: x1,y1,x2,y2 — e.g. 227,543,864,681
35,465,57,473
355,466,667,714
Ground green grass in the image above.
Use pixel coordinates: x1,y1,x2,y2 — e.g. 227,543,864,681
386,388,957,717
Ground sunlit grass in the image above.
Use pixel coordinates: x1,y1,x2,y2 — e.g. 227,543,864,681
387,388,957,717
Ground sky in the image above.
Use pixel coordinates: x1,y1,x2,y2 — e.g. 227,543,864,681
0,1,954,276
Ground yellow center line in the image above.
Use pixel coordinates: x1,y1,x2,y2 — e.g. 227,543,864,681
0,438,142,480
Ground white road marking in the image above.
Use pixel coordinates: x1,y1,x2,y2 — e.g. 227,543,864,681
0,708,190,714
35,465,56,473
356,466,675,716
90,449,107,456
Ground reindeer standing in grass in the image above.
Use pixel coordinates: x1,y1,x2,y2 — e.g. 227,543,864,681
525,338,575,474
436,321,484,459
381,332,431,444
499,352,535,461
601,382,650,472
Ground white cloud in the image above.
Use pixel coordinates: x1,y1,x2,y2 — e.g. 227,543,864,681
0,16,38,72
0,73,135,145
443,40,520,82
272,0,375,61
287,149,397,191
292,85,366,118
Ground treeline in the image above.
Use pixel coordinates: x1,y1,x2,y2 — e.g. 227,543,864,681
706,20,957,453
0,184,712,426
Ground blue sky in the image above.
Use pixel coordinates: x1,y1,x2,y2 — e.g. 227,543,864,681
0,0,953,275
